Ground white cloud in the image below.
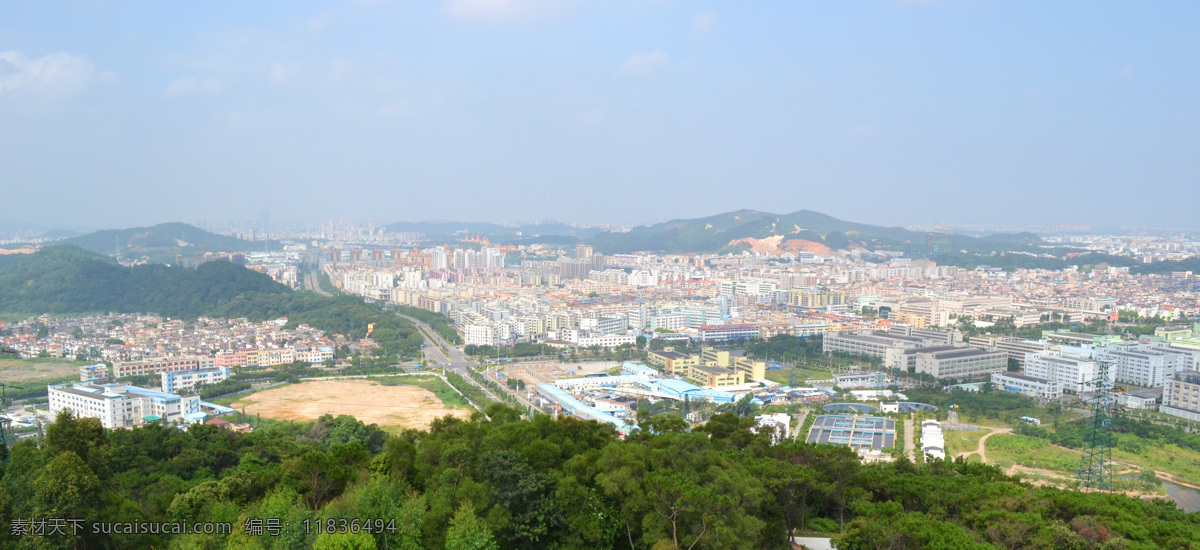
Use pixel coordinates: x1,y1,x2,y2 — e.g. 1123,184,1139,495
443,0,578,21
573,110,604,125
617,51,670,76
0,51,95,94
845,125,880,138
162,76,228,97
269,61,304,85
303,13,335,35
692,11,719,35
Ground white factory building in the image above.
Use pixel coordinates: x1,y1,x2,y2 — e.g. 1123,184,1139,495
49,382,202,429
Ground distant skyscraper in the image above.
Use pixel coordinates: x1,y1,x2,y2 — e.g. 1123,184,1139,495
431,248,449,270
576,244,593,260
484,247,505,269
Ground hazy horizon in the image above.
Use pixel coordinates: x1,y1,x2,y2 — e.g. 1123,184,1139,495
3,2,1198,230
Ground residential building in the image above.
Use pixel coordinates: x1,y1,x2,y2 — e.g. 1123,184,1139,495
788,290,847,309
79,364,109,382
1162,372,1200,422
161,366,231,394
113,356,202,378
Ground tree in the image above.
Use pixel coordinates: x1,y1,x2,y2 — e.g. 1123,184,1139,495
32,451,101,535
313,532,378,550
445,500,500,550
44,409,111,478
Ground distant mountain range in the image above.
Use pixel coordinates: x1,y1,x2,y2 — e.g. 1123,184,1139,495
64,222,275,260
585,209,1044,256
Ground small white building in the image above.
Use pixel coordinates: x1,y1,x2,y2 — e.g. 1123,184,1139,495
991,372,1062,400
753,413,792,444
79,364,109,382
921,419,945,461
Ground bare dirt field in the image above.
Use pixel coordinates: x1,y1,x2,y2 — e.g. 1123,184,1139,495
0,359,80,383
504,360,618,387
232,379,471,431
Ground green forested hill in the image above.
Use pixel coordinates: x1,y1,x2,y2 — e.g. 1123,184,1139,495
586,209,1047,256
1,407,1196,549
65,222,275,260
0,246,424,360
0,246,288,315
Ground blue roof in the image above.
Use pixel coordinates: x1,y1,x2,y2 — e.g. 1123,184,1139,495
199,401,237,414
657,379,702,393
536,384,637,434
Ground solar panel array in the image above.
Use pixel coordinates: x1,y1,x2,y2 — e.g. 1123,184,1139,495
806,415,896,451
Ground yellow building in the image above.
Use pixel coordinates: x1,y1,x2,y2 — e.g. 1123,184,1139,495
686,364,745,387
788,290,847,308
733,356,767,382
891,310,928,328
700,347,732,367
648,350,700,375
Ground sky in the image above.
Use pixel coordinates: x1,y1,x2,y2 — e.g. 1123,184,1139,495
2,1,1198,231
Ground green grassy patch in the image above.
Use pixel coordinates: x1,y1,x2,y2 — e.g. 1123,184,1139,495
1111,435,1200,487
986,434,1081,473
764,365,832,385
377,375,471,409
944,428,990,457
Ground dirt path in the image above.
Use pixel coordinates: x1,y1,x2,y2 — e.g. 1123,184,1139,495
956,428,1011,463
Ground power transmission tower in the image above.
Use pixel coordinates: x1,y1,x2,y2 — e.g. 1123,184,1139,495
1077,359,1117,491
0,381,24,462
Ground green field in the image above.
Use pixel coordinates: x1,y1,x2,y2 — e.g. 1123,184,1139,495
377,375,471,409
985,434,1082,474
764,365,832,385
1111,434,1200,487
0,357,87,383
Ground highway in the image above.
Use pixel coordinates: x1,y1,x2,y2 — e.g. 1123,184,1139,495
397,313,545,412
393,313,511,406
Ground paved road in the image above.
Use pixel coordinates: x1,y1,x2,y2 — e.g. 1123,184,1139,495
904,417,915,460
392,313,515,407
793,410,808,441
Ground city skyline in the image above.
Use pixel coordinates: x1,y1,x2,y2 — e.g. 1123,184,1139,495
4,2,1199,229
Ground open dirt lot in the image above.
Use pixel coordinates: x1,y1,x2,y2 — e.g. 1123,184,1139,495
0,359,80,383
504,360,618,387
232,379,471,431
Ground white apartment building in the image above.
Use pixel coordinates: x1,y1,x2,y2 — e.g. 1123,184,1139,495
629,269,658,287
464,324,497,347
1024,348,1106,393
161,366,231,394
1097,343,1192,388
49,383,202,429
579,314,628,335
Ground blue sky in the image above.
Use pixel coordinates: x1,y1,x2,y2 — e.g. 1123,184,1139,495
2,1,1197,230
